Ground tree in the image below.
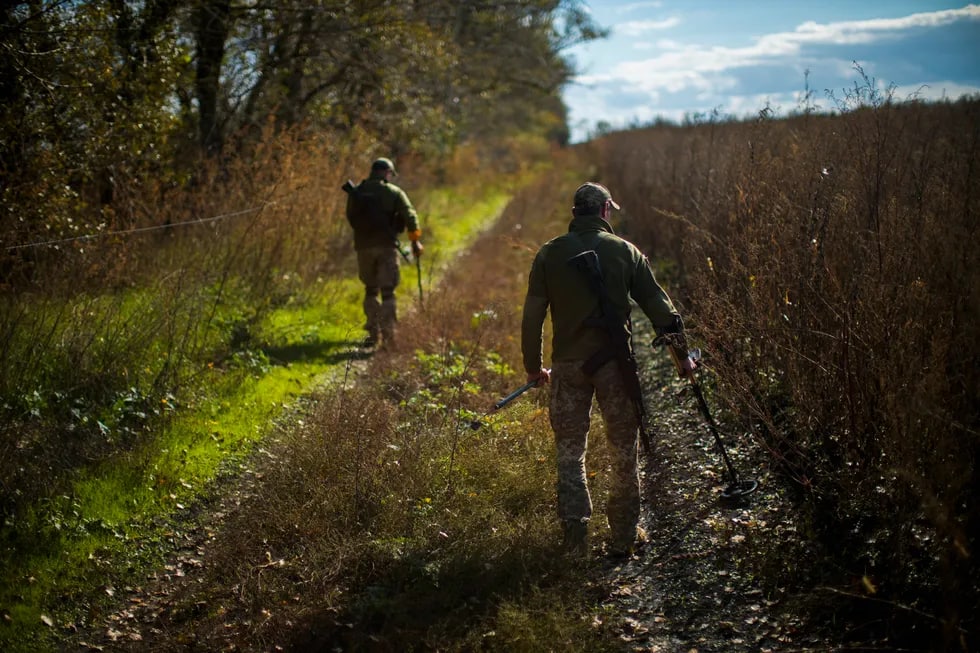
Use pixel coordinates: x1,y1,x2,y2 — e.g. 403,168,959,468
445,0,604,142
184,0,605,155
194,0,231,155
0,0,607,279
0,1,186,270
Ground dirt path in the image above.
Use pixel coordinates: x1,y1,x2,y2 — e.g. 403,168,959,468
587,336,836,652
69,335,839,652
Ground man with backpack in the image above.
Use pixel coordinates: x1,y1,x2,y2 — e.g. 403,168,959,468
520,182,694,557
345,157,424,349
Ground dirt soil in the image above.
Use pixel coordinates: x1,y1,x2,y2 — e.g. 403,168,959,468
586,344,838,652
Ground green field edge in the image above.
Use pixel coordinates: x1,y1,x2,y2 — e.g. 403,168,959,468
0,175,530,651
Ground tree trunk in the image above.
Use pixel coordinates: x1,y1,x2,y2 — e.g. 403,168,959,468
195,0,231,155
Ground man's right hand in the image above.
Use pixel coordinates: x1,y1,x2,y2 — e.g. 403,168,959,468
527,368,551,386
411,240,424,258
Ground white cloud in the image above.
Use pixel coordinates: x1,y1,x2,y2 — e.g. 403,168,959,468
796,4,980,37
615,17,680,37
760,5,980,50
891,80,980,102
618,1,665,15
565,4,980,142
592,5,980,93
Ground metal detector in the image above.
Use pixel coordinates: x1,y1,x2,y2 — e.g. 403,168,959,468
665,344,759,500
469,379,541,430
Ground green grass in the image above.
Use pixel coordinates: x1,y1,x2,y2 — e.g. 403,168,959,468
424,186,512,253
2,364,302,646
0,178,528,652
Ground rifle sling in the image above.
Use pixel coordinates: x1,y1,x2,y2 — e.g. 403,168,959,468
581,346,615,377
567,245,653,453
568,256,643,404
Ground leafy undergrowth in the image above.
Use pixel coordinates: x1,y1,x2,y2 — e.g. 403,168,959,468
0,178,518,651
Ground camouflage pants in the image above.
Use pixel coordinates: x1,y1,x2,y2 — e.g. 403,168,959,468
356,246,401,338
549,359,641,543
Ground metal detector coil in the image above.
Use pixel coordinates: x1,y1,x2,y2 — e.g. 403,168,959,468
721,479,759,500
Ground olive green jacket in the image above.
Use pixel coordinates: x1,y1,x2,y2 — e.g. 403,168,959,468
521,213,679,375
345,176,420,250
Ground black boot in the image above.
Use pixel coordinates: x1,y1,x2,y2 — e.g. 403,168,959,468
561,519,588,557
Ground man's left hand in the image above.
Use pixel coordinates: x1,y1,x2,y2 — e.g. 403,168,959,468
411,241,424,258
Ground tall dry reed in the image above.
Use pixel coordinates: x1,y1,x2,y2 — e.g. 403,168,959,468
594,92,979,648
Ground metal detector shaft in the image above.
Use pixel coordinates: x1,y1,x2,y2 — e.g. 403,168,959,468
668,347,738,483
664,344,756,493
686,378,742,484
415,255,424,307
494,380,538,410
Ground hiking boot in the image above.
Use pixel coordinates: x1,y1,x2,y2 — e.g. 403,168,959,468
361,333,379,348
609,525,648,558
561,519,588,557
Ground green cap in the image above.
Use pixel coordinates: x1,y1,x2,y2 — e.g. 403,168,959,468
371,157,397,176
573,182,620,212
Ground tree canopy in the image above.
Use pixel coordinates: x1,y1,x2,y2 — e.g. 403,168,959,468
0,0,604,262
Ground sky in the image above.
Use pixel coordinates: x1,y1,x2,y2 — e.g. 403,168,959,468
562,1,980,142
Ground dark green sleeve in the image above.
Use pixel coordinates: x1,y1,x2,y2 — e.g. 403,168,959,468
521,252,550,374
631,252,679,330
395,188,420,233
345,193,356,227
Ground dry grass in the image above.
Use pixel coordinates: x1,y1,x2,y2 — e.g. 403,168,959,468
113,161,630,651
592,92,979,646
0,122,462,514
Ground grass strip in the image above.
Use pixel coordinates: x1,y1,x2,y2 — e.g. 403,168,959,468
0,182,519,652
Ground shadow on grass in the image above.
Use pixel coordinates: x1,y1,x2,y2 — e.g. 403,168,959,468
263,339,374,366
285,542,598,653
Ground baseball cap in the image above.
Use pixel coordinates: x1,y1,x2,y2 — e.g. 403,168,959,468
573,182,620,212
371,157,397,175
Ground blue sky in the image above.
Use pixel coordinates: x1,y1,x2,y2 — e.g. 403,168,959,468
562,1,980,142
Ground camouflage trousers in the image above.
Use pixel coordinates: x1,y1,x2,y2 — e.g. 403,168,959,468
356,246,401,339
549,359,642,543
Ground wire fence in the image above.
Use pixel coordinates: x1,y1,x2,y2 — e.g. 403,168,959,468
3,202,277,252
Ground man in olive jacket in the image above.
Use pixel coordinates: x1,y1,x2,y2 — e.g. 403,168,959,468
521,182,693,556
345,157,423,348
